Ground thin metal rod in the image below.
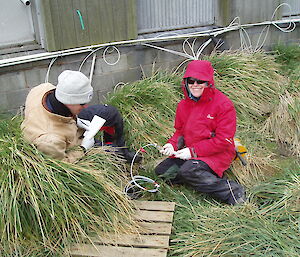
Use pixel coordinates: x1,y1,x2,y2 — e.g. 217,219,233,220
0,18,299,68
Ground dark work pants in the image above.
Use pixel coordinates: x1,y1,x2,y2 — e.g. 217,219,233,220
155,158,245,205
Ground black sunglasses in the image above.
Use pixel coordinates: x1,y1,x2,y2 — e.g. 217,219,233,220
186,78,208,85
80,103,87,106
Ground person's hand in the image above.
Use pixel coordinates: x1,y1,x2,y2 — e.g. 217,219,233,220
174,147,191,160
160,143,175,156
81,136,95,151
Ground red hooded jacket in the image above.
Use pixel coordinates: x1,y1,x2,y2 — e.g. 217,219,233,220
167,60,236,177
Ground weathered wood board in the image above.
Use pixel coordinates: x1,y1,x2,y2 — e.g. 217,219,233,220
69,201,175,257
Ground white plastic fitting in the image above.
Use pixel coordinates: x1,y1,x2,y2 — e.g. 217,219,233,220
20,0,31,6
83,115,106,139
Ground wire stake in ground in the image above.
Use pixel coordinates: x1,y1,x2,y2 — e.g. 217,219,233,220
124,143,161,199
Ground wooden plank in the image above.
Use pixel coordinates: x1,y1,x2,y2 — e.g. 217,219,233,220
133,200,176,212
100,0,115,42
112,0,127,41
134,210,174,223
92,234,169,248
70,244,167,257
73,0,90,47
59,0,77,50
86,0,102,45
40,0,59,51
125,0,137,40
70,201,175,257
137,221,172,235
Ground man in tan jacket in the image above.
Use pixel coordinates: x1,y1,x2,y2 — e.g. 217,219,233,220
21,70,94,162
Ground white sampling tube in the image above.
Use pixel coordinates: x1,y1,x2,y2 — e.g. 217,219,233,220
20,0,30,6
83,115,106,139
79,115,106,151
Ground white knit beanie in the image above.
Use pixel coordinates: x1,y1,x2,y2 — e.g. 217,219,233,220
55,70,93,104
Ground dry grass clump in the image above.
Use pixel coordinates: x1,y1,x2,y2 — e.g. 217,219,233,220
207,50,288,124
262,91,300,157
106,72,182,151
0,118,136,256
230,151,279,187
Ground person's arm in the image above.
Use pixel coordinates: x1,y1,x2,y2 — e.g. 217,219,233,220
191,102,236,157
34,133,84,162
167,102,185,151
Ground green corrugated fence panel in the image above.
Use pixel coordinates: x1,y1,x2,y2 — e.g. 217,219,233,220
86,0,103,45
40,0,137,51
74,0,90,47
100,0,115,43
60,0,77,50
40,0,57,51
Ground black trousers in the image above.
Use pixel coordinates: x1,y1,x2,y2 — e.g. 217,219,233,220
155,158,245,205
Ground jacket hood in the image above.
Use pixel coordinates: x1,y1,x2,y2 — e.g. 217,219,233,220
183,60,215,87
181,60,215,101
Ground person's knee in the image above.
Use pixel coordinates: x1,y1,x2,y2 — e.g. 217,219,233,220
154,160,168,176
154,165,164,176
155,159,181,178
179,161,218,186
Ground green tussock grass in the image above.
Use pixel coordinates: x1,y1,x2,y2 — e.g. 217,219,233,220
106,72,182,159
171,172,299,257
274,44,300,94
207,50,287,124
0,118,136,256
1,48,300,256
263,91,300,158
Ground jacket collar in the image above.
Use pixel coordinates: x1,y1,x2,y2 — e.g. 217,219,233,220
45,90,73,117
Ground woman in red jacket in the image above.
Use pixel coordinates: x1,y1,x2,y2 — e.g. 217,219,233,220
155,60,246,205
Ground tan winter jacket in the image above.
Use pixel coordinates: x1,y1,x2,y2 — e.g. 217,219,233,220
21,83,84,162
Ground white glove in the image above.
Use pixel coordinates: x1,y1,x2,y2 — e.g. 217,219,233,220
174,148,191,160
160,143,175,156
81,136,95,151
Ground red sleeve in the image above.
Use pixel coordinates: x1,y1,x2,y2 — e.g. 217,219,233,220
192,102,236,156
167,101,185,150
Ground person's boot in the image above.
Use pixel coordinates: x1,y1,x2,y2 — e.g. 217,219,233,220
227,182,246,205
120,148,142,163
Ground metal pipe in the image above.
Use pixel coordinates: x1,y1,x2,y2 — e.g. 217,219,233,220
89,53,97,83
0,18,299,68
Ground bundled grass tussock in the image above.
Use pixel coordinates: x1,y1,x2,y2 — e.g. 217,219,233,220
263,91,300,157
230,150,279,187
207,51,288,124
171,171,300,257
0,118,136,256
274,44,300,75
106,72,182,152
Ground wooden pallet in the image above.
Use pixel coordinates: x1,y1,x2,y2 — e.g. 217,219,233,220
70,200,175,257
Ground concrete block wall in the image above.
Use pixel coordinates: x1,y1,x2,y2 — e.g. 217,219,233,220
0,40,200,114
